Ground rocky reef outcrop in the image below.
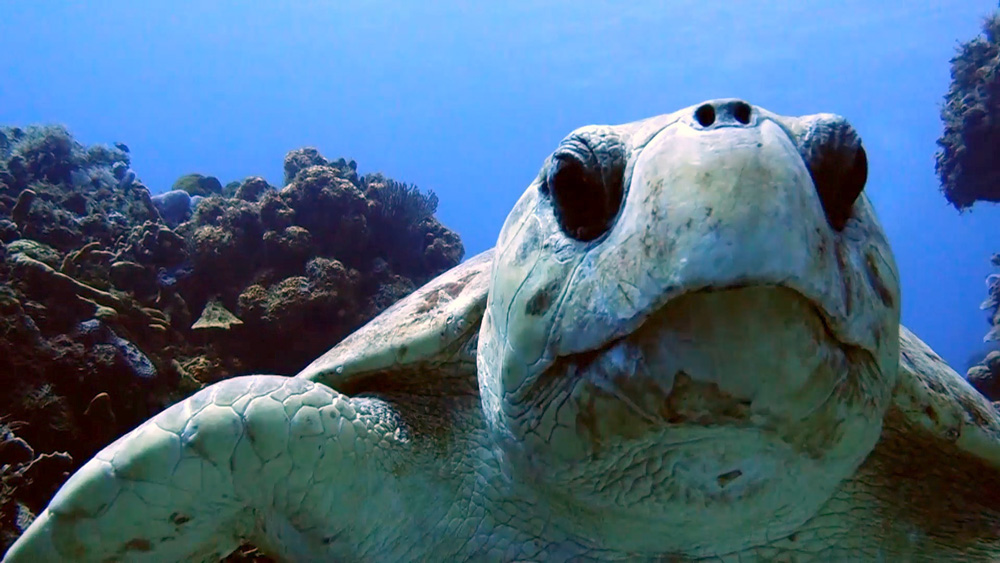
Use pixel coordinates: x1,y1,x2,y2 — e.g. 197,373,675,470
936,13,1000,209
969,254,1000,401
0,125,463,557
934,11,1000,402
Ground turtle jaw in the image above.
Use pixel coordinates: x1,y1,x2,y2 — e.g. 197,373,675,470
500,283,896,555
572,283,875,429
518,283,888,459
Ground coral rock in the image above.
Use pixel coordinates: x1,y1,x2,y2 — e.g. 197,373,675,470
171,173,223,197
151,189,197,227
109,260,156,297
936,14,1000,209
283,147,329,185
234,176,273,202
192,298,244,331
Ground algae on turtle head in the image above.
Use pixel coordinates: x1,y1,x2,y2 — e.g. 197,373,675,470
6,100,1000,562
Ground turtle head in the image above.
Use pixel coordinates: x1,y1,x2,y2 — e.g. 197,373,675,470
477,99,901,552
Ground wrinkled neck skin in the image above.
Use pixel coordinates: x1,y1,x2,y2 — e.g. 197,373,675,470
347,395,994,563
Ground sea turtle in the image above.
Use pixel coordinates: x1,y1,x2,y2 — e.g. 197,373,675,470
5,99,1000,562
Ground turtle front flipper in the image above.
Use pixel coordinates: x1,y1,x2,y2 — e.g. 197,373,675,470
3,375,407,562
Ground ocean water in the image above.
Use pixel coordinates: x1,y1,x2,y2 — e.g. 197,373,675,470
1,1,999,561
2,1,996,369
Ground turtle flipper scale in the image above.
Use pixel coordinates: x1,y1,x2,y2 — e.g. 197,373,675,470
3,375,400,562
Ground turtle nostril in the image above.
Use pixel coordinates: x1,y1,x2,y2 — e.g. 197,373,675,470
733,101,752,124
695,104,716,127
695,101,753,127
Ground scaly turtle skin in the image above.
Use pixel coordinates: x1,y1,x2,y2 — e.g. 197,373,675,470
6,99,1000,562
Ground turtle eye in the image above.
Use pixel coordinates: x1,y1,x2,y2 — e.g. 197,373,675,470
540,132,626,241
799,117,868,231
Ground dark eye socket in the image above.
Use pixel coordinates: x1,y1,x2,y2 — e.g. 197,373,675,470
540,133,626,241
798,117,868,231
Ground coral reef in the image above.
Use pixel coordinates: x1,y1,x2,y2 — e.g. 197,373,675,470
968,254,1000,401
934,10,1000,403
0,126,463,558
936,12,1000,209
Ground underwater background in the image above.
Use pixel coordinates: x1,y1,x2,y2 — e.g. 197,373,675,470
3,1,999,370
1,0,1000,558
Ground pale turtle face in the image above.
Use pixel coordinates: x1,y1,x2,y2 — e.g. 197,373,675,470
477,99,901,553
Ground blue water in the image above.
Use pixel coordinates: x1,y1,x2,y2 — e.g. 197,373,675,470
1,0,996,370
